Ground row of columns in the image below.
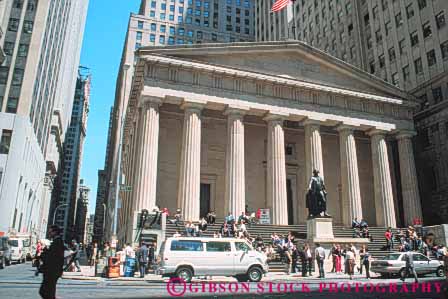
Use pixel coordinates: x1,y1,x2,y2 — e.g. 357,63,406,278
128,98,423,227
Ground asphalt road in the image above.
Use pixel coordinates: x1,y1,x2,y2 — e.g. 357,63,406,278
0,262,446,299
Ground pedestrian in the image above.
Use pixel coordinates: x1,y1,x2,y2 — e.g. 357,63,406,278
315,243,326,278
291,245,299,274
329,244,337,272
39,225,64,299
34,240,44,276
298,246,307,277
362,247,371,279
385,228,392,251
345,247,355,280
90,243,98,267
148,243,155,268
359,244,366,274
304,244,313,277
401,251,418,283
335,244,342,274
206,211,216,224
137,243,149,278
124,243,135,275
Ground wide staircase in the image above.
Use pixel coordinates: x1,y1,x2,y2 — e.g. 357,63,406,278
165,220,404,273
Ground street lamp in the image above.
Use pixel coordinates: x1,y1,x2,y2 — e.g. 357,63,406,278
112,63,130,237
52,203,68,225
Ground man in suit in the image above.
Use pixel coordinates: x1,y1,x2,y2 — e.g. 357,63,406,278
137,243,149,278
39,225,65,299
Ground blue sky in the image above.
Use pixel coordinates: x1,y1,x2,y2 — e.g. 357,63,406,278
80,0,139,214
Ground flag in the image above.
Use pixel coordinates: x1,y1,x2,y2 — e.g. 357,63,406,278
271,0,290,13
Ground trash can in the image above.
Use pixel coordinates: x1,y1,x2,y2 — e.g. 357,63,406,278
124,257,136,277
96,257,107,277
107,257,120,278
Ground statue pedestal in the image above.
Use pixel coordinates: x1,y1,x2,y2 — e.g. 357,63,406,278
307,217,334,242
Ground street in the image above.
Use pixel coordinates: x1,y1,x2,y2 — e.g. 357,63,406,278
0,262,446,299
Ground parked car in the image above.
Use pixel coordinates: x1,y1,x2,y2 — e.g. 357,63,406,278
0,237,12,269
157,237,268,282
371,252,444,278
8,238,27,264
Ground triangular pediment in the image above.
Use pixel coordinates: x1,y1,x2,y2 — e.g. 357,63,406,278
139,41,414,102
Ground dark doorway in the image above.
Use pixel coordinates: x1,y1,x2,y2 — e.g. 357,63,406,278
200,183,211,218
287,179,294,225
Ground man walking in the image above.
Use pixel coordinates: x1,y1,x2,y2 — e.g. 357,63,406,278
401,251,418,283
315,243,326,278
39,225,64,299
137,243,149,278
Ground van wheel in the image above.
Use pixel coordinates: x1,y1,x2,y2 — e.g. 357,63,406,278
0,258,4,269
248,266,263,282
436,266,444,277
235,275,248,282
5,258,10,266
176,267,193,283
398,268,406,279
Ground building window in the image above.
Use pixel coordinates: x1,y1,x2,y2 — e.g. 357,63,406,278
441,40,448,59
427,49,436,67
432,87,443,104
150,34,155,43
379,54,385,68
423,22,432,38
392,73,399,86
389,47,396,61
436,12,446,29
395,12,403,27
403,65,410,82
137,21,144,29
151,23,156,31
0,130,12,154
418,0,426,10
410,31,419,47
414,58,423,74
375,30,382,43
8,18,19,31
0,67,9,84
385,21,392,36
6,98,18,113
406,4,414,19
160,25,166,33
369,61,375,73
23,21,33,33
12,68,24,86
136,31,142,40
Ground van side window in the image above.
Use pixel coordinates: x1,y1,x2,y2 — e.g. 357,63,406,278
170,240,203,251
207,242,231,252
235,242,250,252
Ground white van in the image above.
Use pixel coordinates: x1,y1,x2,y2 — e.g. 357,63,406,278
157,237,268,282
8,238,27,264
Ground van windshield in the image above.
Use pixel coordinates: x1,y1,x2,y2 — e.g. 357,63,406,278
8,240,19,247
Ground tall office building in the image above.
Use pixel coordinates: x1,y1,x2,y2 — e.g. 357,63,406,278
74,180,89,244
50,69,91,240
102,0,255,242
0,0,89,238
255,0,448,225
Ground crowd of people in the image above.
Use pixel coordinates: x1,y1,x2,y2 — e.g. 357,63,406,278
351,218,372,241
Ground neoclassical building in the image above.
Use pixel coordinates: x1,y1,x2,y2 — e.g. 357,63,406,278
118,41,423,242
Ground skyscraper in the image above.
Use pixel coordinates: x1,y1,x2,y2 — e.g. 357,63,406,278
102,0,255,242
255,0,448,224
50,69,91,240
0,0,89,238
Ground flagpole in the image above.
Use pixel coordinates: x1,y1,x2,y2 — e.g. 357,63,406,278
291,0,297,40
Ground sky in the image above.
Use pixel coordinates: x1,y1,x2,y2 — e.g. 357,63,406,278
79,0,139,214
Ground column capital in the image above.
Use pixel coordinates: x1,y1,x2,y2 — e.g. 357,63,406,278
224,106,249,117
263,112,288,123
181,101,205,113
141,95,162,106
396,130,417,140
335,124,360,133
302,118,324,127
366,128,389,137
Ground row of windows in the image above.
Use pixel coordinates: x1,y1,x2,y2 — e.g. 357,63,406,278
368,40,448,86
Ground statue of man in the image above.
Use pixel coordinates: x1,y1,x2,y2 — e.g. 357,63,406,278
306,169,330,218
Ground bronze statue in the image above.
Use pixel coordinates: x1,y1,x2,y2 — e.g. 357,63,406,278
306,169,330,218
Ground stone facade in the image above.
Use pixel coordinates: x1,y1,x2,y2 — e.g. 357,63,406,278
117,41,423,243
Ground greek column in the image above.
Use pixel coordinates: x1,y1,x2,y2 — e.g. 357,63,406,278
304,119,324,178
135,98,161,211
368,130,397,228
337,125,363,226
397,131,423,226
265,114,288,225
177,102,204,222
225,108,246,217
